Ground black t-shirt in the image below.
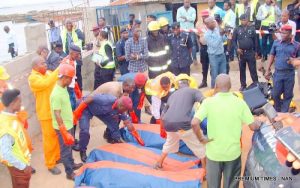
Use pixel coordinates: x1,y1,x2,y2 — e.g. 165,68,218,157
163,87,203,132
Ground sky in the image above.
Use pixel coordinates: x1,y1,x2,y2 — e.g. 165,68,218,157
0,0,110,8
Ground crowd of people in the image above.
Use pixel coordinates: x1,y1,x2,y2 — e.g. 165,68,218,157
1,0,300,188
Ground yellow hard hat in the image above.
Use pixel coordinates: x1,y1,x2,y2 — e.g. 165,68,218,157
175,74,198,89
158,17,169,27
148,21,161,31
0,66,10,80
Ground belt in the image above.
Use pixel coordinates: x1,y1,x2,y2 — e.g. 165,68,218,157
241,49,254,53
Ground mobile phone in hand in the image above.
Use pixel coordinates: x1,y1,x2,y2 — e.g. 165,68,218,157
275,126,300,160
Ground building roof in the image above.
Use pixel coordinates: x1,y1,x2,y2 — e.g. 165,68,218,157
110,0,166,6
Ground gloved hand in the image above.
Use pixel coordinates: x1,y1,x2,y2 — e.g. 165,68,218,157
158,120,167,139
59,125,74,146
74,82,82,99
129,110,138,124
73,102,88,125
137,92,146,110
130,129,145,146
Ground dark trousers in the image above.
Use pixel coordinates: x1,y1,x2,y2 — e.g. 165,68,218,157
7,166,31,188
272,71,295,112
76,64,82,90
170,65,190,76
239,50,258,87
131,88,142,121
94,65,114,90
190,32,198,61
8,43,17,58
56,128,74,176
206,155,241,188
224,45,230,74
119,61,129,75
79,109,121,151
261,26,274,60
200,45,209,84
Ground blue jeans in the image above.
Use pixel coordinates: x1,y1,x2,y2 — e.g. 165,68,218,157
56,128,74,176
208,53,227,88
272,71,295,112
79,109,121,151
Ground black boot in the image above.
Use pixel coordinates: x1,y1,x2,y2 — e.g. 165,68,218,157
80,151,87,163
198,82,208,89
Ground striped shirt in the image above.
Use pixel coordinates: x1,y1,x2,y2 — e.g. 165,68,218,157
125,37,148,72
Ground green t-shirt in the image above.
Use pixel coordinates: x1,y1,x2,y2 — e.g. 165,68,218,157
50,84,73,130
194,92,254,161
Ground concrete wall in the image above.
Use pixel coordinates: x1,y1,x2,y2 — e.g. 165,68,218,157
24,23,47,52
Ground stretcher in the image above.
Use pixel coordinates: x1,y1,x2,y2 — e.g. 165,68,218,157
120,124,208,156
75,143,205,187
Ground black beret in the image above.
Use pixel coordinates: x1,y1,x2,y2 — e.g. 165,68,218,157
54,42,62,48
69,44,81,53
171,22,180,29
239,14,248,20
2,89,20,107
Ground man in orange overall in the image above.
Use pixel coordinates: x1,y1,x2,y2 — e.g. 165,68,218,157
28,56,61,175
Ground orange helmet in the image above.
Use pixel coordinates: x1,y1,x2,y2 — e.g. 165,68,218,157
59,63,75,78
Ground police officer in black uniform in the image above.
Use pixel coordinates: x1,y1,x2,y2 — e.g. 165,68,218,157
168,22,193,76
232,14,259,91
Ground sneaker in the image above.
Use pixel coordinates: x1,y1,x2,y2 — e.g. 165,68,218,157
48,166,61,175
66,173,75,181
73,163,83,170
198,82,208,89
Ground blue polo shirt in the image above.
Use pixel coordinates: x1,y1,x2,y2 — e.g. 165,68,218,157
169,32,193,68
270,40,300,72
86,94,129,121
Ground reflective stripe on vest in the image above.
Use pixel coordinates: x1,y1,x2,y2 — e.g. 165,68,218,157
61,29,82,53
149,60,171,72
98,40,115,69
0,120,30,166
261,6,275,27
